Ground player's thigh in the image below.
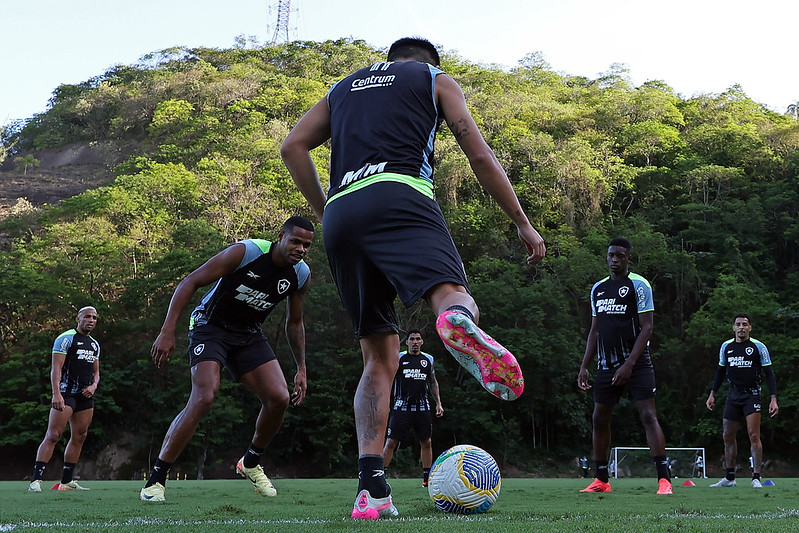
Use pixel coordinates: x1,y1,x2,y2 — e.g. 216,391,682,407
69,406,95,436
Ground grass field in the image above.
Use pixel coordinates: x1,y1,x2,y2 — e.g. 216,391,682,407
3,477,799,532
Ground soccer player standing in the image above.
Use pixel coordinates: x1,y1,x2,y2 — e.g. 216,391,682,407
139,217,313,502
706,313,778,488
382,329,444,487
577,238,672,495
281,37,545,518
29,306,100,492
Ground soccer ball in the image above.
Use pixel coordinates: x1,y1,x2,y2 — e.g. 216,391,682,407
427,444,501,514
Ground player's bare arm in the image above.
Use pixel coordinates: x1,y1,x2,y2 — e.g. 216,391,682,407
281,97,331,222
285,279,309,406
578,317,599,391
435,73,545,265
50,352,66,410
151,243,247,368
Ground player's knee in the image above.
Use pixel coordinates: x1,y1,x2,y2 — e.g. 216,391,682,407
188,390,217,413
72,429,89,443
43,430,63,444
269,388,290,410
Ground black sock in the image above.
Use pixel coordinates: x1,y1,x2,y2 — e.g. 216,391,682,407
446,305,475,323
726,468,736,481
596,461,609,483
146,458,172,487
32,461,47,482
752,472,761,480
357,455,388,498
243,443,266,469
653,455,670,480
423,467,430,484
61,462,76,484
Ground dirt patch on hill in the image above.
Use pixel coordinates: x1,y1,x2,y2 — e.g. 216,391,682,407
0,141,137,217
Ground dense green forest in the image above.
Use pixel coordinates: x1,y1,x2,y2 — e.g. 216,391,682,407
1,39,798,479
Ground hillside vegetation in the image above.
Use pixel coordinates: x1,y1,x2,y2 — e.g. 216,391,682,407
1,39,798,479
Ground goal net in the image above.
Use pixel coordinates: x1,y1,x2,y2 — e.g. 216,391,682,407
609,447,707,479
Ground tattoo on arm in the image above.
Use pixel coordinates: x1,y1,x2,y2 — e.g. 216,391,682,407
447,118,469,140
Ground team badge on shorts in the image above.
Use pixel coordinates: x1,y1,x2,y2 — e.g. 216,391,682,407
194,344,205,356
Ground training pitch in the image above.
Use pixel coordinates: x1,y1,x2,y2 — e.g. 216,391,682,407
3,477,799,532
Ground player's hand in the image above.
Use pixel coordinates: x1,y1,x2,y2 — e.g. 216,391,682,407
769,398,779,417
611,363,632,386
519,225,545,265
291,369,307,406
577,368,592,391
436,404,444,418
81,384,97,398
51,392,65,411
151,331,176,368
706,393,715,411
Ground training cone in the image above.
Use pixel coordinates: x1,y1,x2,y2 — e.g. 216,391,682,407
50,483,61,490
763,480,775,486
681,480,696,486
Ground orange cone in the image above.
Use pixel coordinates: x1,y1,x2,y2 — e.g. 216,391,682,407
681,480,696,486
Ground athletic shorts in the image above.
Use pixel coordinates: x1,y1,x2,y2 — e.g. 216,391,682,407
187,323,276,381
62,394,94,413
723,388,762,421
593,364,657,405
386,409,433,443
323,181,469,338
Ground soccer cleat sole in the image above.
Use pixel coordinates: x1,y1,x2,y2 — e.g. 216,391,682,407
436,311,524,400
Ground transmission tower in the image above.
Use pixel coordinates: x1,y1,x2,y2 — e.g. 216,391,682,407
268,0,297,44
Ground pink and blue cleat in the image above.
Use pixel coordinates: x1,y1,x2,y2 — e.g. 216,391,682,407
436,310,524,400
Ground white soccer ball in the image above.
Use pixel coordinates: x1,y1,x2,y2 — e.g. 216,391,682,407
428,444,501,514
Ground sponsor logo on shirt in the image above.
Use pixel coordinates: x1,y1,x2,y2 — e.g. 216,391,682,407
595,298,627,314
341,161,388,188
728,356,753,368
234,284,276,310
402,368,427,381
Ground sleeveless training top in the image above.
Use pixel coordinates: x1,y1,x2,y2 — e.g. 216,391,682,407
326,60,444,202
190,239,310,333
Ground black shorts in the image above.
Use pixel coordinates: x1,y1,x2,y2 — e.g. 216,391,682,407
386,409,433,443
593,364,657,405
723,388,762,421
187,323,276,381
323,181,469,338
63,394,94,413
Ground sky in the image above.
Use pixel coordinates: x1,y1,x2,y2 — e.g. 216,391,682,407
2,0,797,126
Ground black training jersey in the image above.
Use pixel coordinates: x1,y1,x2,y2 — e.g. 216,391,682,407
590,273,654,370
392,350,436,412
717,338,772,391
52,329,100,394
326,60,444,201
190,240,310,334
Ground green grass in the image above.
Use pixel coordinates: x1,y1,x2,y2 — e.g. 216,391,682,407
3,477,799,532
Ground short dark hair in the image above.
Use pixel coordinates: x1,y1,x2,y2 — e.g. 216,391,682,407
405,328,423,341
281,216,314,234
733,313,751,324
608,237,631,251
387,37,440,66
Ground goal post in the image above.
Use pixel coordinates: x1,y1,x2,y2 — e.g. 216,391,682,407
609,447,707,479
